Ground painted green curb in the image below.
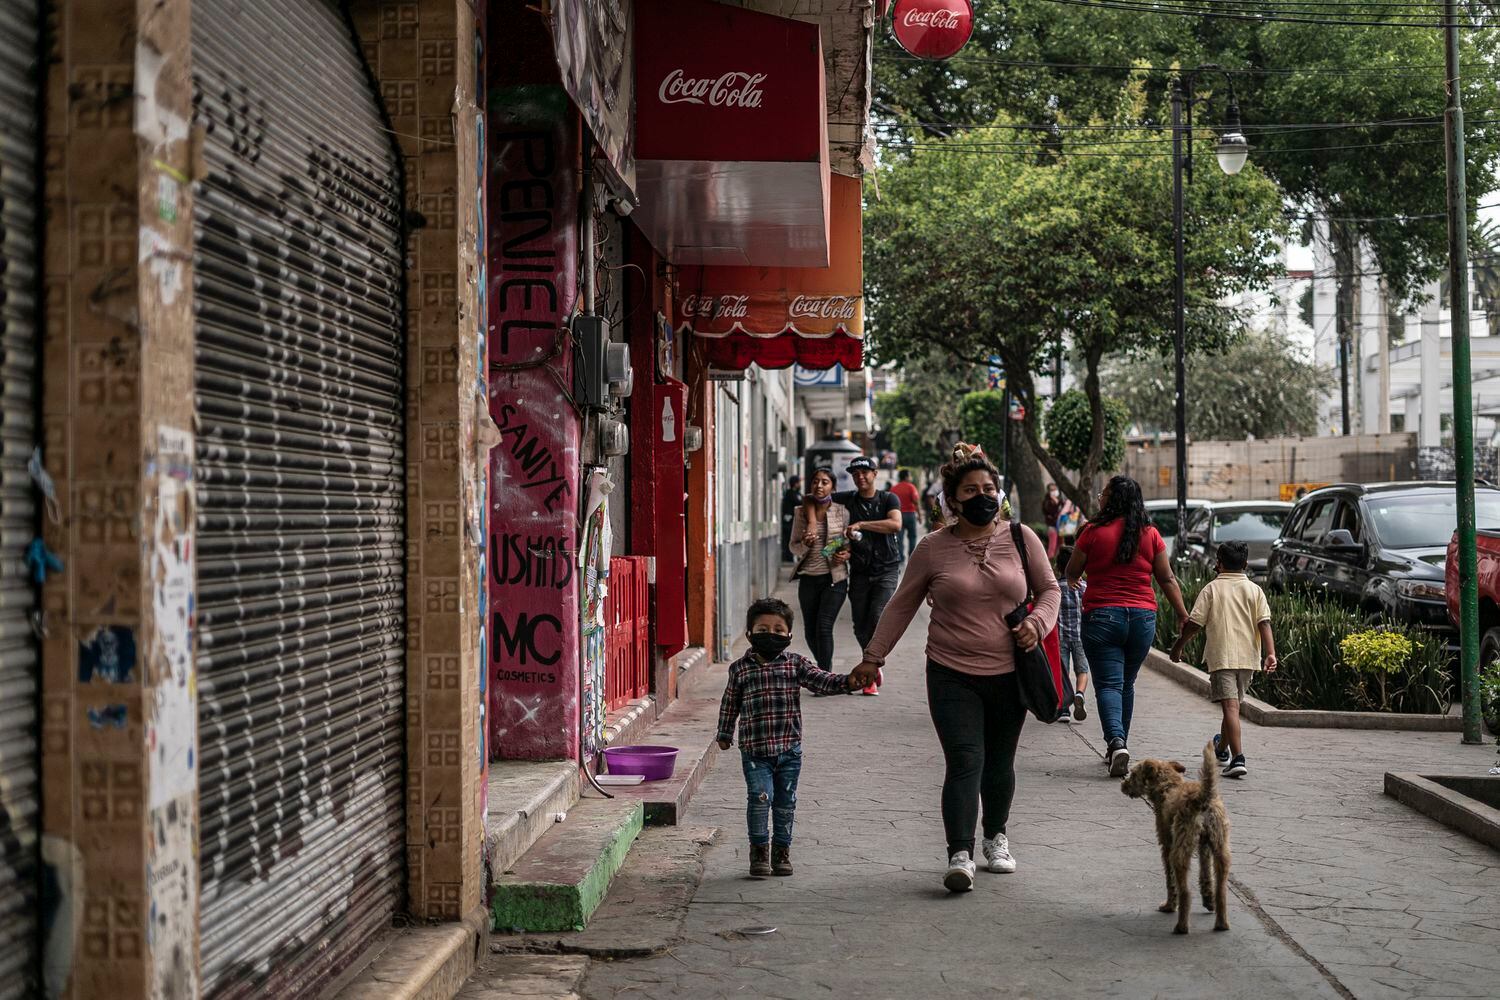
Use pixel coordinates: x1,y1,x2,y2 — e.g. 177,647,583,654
491,801,643,932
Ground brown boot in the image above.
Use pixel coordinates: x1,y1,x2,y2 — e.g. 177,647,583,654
749,844,771,877
771,844,793,876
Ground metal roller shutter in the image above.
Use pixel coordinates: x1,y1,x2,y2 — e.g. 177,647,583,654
0,1,41,996
191,1,406,995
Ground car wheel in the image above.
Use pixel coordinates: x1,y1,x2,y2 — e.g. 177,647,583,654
1363,609,1386,628
1479,627,1500,676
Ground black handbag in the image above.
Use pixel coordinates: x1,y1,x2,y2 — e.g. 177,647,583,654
1007,522,1067,724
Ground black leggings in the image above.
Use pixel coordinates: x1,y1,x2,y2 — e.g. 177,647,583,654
926,662,1027,858
797,573,848,671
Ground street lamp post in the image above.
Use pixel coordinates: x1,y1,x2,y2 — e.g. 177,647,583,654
1170,68,1249,549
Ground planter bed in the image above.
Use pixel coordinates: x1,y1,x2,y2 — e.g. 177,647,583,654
1145,649,1463,732
1384,773,1500,851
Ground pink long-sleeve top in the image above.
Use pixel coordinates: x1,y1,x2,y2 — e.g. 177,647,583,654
863,522,1061,676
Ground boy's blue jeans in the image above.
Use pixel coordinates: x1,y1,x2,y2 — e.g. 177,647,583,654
1081,607,1157,745
741,746,802,847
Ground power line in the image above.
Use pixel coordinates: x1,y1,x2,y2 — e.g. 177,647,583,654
1031,0,1488,29
874,51,1466,77
855,111,1500,133
858,132,1497,158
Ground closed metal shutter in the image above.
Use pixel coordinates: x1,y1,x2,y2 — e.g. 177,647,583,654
0,1,41,996
191,1,406,995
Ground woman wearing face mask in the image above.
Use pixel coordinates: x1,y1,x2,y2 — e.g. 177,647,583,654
788,468,852,671
849,444,1059,893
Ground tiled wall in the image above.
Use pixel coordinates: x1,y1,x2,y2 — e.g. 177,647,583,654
353,0,487,922
40,1,198,995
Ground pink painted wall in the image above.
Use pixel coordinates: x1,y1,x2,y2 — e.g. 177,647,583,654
487,81,581,761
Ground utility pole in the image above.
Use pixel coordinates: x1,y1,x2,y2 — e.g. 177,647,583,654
1171,81,1189,550
1000,379,1011,501
1443,1,1481,744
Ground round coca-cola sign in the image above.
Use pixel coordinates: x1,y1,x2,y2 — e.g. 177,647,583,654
891,0,974,61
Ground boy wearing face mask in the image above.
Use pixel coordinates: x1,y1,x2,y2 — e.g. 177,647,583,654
716,597,863,877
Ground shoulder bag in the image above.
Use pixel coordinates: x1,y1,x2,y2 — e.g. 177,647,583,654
1006,522,1070,723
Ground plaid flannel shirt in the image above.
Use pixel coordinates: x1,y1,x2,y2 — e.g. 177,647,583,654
1058,580,1084,644
716,650,851,758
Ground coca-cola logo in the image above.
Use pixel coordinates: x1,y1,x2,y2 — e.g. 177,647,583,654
657,69,767,109
681,294,750,321
789,295,860,321
902,8,962,29
891,0,974,60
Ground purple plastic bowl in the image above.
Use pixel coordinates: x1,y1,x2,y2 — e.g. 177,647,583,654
602,745,680,781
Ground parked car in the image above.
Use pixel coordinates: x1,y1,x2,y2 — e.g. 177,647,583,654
1144,498,1212,553
1174,501,1294,581
1444,528,1500,670
1268,482,1500,636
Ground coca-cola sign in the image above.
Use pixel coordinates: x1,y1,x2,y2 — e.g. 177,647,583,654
681,293,750,321
635,0,824,165
789,295,860,321
658,69,767,108
891,0,974,61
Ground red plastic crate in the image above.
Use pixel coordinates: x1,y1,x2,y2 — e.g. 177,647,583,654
605,557,652,709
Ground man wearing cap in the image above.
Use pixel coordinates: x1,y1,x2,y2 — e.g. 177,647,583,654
835,456,904,694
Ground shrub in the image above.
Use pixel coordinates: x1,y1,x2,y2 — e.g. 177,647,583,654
1154,570,1453,713
1043,390,1128,474
1480,658,1500,735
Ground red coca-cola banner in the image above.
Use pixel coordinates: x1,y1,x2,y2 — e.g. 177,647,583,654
891,0,974,61
635,0,825,164
678,174,864,371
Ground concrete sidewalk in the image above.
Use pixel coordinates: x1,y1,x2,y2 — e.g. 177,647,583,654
582,588,1500,1000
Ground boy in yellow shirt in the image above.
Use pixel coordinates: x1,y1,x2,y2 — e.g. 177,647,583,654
1170,542,1277,778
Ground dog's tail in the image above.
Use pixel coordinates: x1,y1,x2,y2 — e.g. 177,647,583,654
1193,741,1219,808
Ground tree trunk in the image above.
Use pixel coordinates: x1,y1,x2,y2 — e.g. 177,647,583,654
1009,411,1046,525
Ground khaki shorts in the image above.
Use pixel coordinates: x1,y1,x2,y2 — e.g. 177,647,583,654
1209,669,1256,703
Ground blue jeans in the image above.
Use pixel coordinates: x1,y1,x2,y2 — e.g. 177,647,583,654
900,512,919,559
741,746,802,846
1081,608,1157,745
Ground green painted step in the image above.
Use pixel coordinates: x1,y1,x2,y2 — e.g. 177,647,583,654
490,797,643,933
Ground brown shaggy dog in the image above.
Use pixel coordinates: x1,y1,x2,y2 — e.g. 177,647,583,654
1120,743,1231,934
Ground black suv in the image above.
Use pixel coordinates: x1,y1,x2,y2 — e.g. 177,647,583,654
1267,482,1500,635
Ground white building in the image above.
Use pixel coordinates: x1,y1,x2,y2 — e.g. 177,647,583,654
1307,220,1500,449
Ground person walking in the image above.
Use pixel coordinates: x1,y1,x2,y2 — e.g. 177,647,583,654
890,469,922,560
1065,475,1189,777
780,475,802,563
850,444,1060,893
788,468,851,672
835,456,903,694
1043,483,1063,558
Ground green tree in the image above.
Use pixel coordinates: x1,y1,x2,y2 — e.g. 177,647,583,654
875,5,1500,428
1044,391,1129,475
864,82,1287,511
1105,330,1331,440
871,351,982,470
958,389,1046,522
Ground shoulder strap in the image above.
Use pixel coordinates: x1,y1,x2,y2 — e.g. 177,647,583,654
1010,521,1035,603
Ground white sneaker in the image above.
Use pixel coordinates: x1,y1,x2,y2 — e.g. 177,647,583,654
943,851,976,893
981,834,1017,874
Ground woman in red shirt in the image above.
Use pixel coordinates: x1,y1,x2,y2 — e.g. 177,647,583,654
1065,476,1189,777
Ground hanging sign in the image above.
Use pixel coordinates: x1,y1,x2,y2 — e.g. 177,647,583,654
891,0,974,61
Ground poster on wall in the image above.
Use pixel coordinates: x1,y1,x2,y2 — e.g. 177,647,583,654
488,83,584,760
551,0,637,201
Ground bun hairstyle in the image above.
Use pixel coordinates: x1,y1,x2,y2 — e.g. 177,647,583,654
939,442,1000,505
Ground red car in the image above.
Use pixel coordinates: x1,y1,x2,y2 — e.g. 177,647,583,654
1445,526,1500,665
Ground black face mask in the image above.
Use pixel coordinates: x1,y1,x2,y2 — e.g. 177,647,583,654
959,493,1001,526
748,632,792,658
